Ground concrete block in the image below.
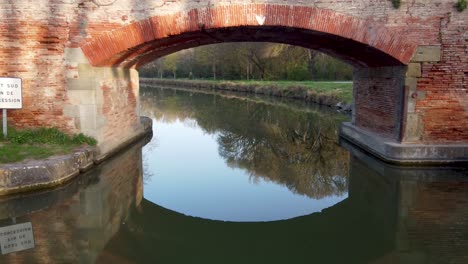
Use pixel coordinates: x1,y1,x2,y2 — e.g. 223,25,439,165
63,105,80,129
404,113,423,142
78,64,99,81
68,90,97,105
411,46,441,62
405,77,418,92
0,148,95,195
63,105,79,118
67,77,94,91
65,48,90,65
78,105,97,130
407,96,416,113
340,122,468,164
406,63,421,77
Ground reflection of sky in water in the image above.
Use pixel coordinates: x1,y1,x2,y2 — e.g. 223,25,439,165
143,118,347,222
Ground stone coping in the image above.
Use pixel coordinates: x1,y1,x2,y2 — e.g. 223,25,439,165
340,122,468,165
341,139,468,179
0,117,152,196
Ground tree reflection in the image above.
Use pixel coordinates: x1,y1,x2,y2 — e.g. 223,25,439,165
140,87,349,198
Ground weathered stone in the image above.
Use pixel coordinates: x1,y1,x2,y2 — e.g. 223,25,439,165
405,77,418,92
64,48,90,65
411,46,441,62
406,63,422,77
0,147,94,195
407,97,416,113
340,122,468,165
404,113,424,142
0,118,152,196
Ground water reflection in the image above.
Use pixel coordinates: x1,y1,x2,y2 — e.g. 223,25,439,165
0,137,148,263
0,88,466,263
140,87,350,221
95,145,468,264
0,134,465,263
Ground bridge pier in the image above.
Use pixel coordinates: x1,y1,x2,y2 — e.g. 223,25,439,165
64,48,143,158
341,45,467,164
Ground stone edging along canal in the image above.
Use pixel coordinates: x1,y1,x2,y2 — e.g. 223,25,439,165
140,78,353,112
0,117,153,196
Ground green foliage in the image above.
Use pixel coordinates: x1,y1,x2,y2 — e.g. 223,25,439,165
149,79,353,104
140,42,353,82
0,144,74,164
391,0,401,8
455,0,467,11
163,53,180,78
5,127,96,146
0,127,97,163
287,66,309,81
72,133,98,146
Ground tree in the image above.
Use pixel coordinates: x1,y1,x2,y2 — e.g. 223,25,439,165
139,42,353,81
163,53,179,78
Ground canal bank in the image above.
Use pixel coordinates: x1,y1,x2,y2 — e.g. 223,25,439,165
0,117,152,196
140,78,353,112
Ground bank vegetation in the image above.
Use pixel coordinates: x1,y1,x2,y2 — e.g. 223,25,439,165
0,127,96,163
140,42,353,81
140,42,354,108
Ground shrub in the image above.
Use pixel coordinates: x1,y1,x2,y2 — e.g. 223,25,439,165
6,127,96,146
455,0,467,11
391,0,401,8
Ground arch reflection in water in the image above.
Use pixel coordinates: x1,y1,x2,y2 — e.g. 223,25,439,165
140,87,350,221
0,124,466,263
117,148,467,264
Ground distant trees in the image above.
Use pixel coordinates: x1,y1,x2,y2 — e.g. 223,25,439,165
163,53,179,78
140,42,353,81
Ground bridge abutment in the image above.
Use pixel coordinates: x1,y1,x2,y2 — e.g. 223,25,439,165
341,45,468,164
64,48,143,157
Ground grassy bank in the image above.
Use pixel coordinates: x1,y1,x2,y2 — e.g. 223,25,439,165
219,80,353,103
141,79,353,105
0,127,96,164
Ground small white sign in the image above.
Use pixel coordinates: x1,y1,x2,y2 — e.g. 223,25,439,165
0,77,22,109
255,15,266,25
0,222,35,255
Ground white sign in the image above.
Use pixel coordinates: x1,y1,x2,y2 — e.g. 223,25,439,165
0,222,35,255
0,77,22,109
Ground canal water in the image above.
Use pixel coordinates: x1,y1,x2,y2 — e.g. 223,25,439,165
0,86,467,263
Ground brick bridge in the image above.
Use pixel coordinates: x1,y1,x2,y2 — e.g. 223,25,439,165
0,1,466,163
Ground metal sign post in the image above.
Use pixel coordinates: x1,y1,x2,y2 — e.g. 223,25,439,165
2,109,6,139
0,77,22,139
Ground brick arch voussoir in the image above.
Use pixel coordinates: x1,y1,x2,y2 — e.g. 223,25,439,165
80,4,417,68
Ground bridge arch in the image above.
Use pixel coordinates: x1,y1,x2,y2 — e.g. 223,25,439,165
60,3,466,164
75,4,419,158
80,4,417,68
